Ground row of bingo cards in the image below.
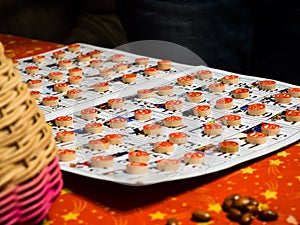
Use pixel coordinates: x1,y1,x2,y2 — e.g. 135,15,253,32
16,43,193,121
15,43,300,185
46,64,300,185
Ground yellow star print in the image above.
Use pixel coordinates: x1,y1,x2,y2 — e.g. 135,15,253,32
277,151,290,158
149,211,167,220
269,159,283,166
60,188,73,195
261,190,277,199
207,203,222,213
197,220,215,225
42,220,53,225
241,167,257,174
295,176,300,181
258,203,269,211
61,212,80,221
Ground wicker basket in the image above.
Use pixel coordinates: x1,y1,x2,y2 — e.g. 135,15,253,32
0,42,62,225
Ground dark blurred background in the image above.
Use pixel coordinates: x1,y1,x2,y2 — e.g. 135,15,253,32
1,0,299,85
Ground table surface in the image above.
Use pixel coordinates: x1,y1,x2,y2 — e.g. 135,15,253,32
1,34,300,225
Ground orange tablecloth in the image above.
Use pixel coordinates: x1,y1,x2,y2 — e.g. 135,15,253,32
1,34,300,225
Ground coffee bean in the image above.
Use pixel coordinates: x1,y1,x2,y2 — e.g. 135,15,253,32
258,209,278,221
166,218,178,225
222,198,233,212
227,208,242,221
222,194,242,212
192,210,211,222
225,194,241,202
233,197,251,210
245,205,258,215
239,212,254,225
248,197,259,207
